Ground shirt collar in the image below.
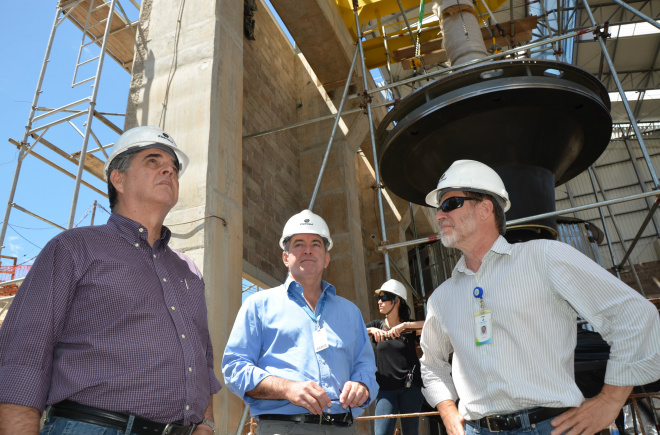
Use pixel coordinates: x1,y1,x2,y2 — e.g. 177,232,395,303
452,235,512,280
284,275,336,298
107,213,172,248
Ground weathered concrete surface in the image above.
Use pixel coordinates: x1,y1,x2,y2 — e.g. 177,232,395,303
125,0,244,432
270,0,355,88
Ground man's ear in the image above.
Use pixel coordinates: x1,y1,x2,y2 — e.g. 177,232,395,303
282,251,289,268
109,169,125,194
478,198,494,221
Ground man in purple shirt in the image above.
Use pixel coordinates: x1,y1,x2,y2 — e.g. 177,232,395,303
0,126,220,435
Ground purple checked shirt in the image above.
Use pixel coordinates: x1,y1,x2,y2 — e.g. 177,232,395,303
0,213,221,425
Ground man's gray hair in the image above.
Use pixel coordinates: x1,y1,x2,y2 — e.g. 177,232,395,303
107,152,138,211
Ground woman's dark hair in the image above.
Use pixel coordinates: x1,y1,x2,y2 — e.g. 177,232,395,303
397,298,412,322
383,291,412,322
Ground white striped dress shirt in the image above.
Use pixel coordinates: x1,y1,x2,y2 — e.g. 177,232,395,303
420,236,660,420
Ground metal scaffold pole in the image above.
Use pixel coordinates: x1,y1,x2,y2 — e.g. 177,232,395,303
308,43,361,210
0,7,61,258
354,0,391,280
67,0,118,229
581,0,660,190
409,203,428,313
376,190,660,253
242,27,596,141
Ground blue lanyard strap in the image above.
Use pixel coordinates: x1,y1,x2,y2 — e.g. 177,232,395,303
290,287,327,326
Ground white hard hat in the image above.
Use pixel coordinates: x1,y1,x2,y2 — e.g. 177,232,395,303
425,160,511,212
374,279,408,305
279,209,333,251
103,125,190,180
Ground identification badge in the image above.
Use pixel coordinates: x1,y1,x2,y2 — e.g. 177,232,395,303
313,327,329,352
474,310,492,346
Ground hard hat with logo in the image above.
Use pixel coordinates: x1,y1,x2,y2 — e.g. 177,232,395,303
374,279,408,305
425,159,511,211
103,125,190,180
279,209,333,251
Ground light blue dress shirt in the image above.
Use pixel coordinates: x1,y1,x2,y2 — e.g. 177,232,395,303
222,276,378,417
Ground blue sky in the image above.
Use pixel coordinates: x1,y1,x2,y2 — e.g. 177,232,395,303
0,0,379,275
0,1,138,266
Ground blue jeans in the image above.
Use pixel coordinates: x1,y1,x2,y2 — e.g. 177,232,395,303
465,410,563,435
41,416,137,435
374,385,424,435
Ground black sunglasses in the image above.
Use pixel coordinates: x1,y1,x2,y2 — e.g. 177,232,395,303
377,293,397,302
437,196,481,213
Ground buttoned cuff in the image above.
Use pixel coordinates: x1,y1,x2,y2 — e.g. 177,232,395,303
605,354,660,387
422,380,458,408
0,365,51,411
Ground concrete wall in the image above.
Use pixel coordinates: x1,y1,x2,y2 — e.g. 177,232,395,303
242,2,301,287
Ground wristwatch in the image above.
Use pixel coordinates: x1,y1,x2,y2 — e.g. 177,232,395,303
198,419,216,434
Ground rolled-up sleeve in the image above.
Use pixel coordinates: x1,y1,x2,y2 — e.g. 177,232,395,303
420,293,458,408
221,297,271,402
547,242,660,387
0,237,75,410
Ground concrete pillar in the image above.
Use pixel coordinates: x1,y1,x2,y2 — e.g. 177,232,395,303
125,0,244,432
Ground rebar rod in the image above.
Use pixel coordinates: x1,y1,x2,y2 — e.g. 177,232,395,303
309,43,360,210
243,28,595,140
608,0,660,30
590,167,644,293
0,6,61,258
409,203,428,313
587,169,620,277
618,199,660,271
396,0,418,46
622,137,660,236
582,0,660,189
67,0,117,229
242,100,394,139
376,190,660,252
354,1,391,279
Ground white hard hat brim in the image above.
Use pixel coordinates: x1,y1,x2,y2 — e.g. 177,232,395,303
425,187,511,212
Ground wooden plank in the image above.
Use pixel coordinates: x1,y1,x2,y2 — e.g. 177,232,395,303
58,0,137,73
71,150,106,180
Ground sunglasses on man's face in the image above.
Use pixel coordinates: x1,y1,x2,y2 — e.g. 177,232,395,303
377,293,396,303
436,196,481,213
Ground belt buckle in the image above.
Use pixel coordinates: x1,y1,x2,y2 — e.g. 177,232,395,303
486,417,501,433
161,423,195,435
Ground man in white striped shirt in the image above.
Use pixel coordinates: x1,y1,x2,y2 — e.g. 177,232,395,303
420,160,660,435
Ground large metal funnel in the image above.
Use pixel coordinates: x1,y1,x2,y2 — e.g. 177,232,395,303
376,59,612,241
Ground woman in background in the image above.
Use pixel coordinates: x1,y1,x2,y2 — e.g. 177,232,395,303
366,279,425,435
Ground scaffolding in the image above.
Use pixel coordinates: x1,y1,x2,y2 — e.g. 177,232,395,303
246,0,660,303
0,0,140,260
2,0,660,297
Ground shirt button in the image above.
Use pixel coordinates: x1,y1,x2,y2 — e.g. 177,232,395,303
163,278,167,282
181,334,186,339
139,228,144,233
489,378,494,382
185,405,190,411
134,243,139,248
188,367,192,372
171,306,175,311
153,254,157,258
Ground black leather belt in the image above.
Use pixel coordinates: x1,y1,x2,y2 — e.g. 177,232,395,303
467,407,570,432
259,412,353,426
49,400,195,435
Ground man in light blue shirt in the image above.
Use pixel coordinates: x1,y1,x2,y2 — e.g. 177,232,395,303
222,210,378,434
